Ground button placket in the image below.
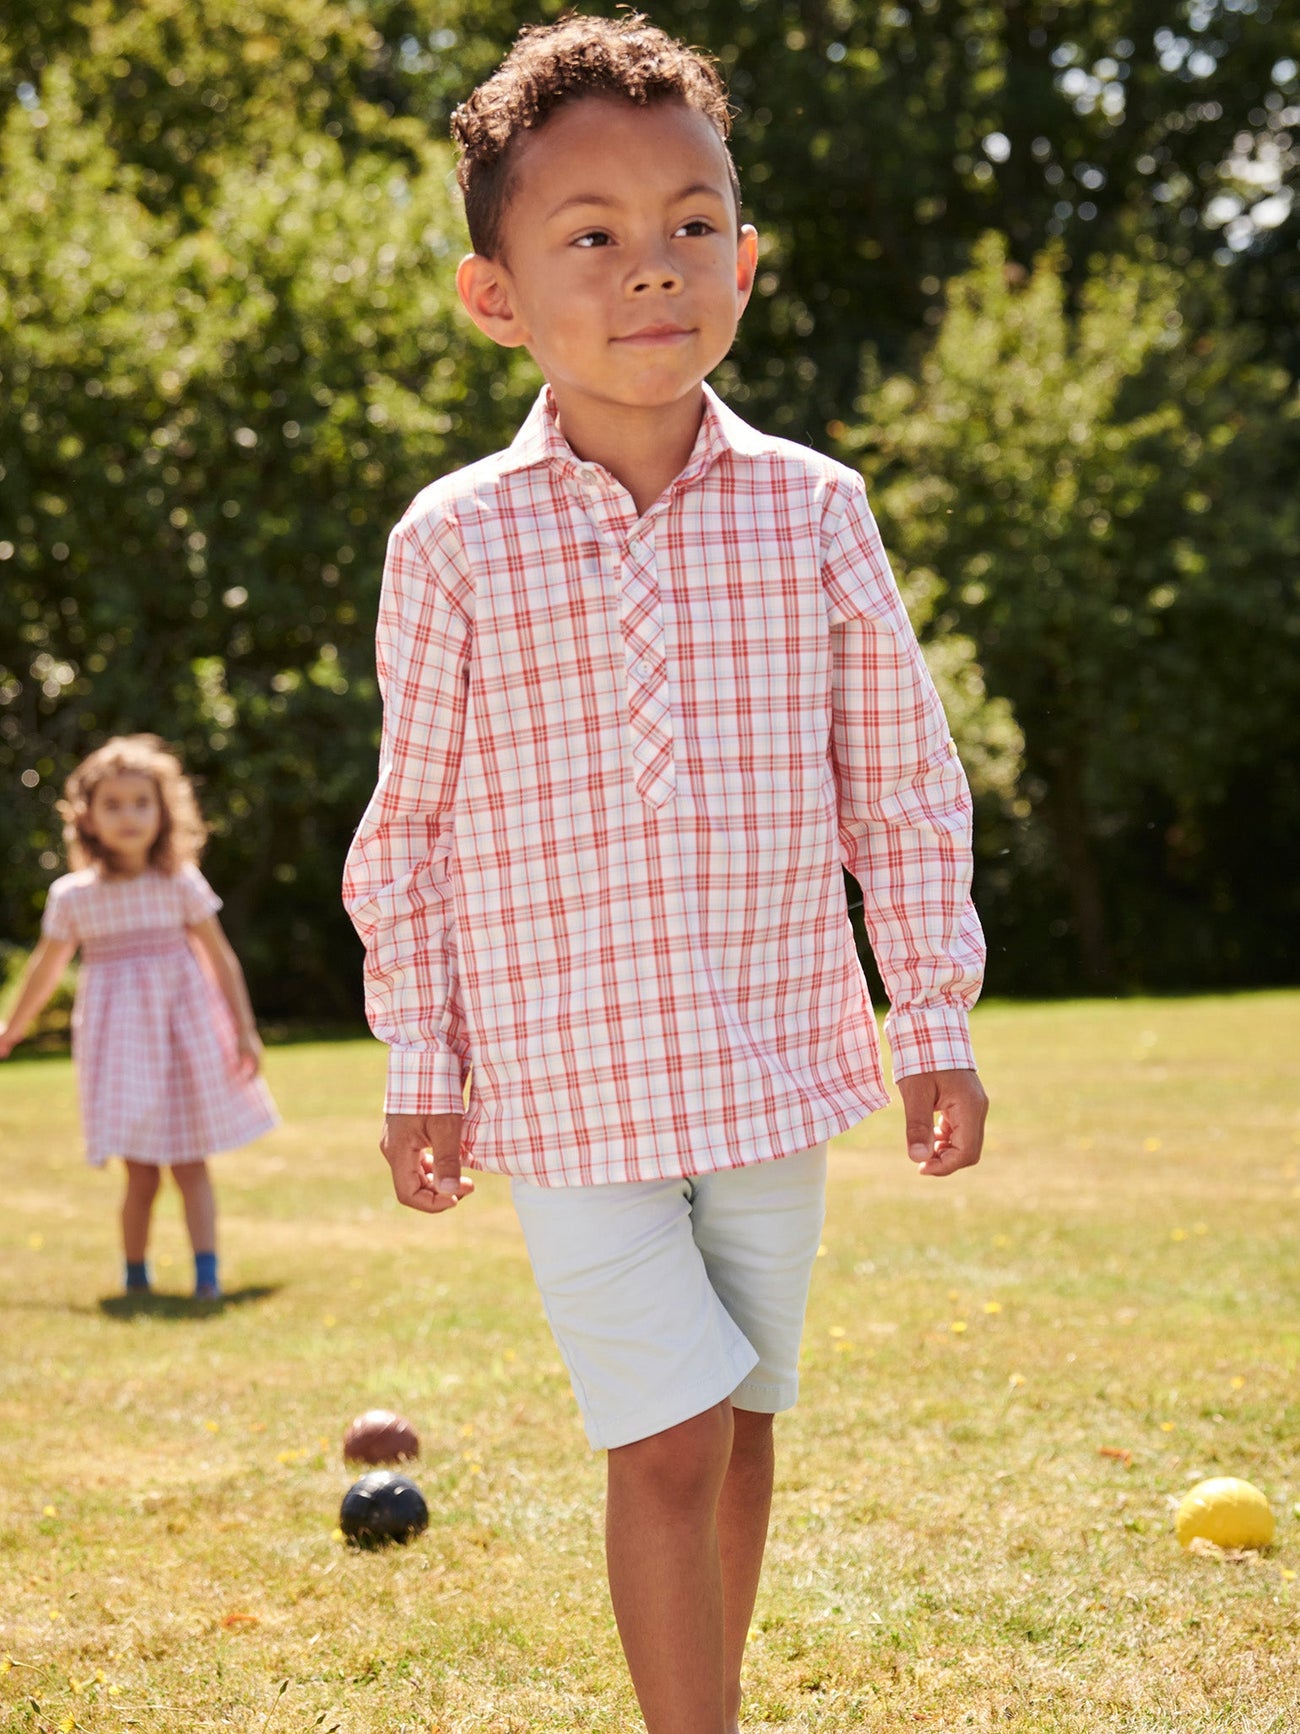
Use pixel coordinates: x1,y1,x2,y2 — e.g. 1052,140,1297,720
617,532,675,807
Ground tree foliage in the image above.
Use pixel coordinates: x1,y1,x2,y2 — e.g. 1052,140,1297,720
2,0,1297,1009
862,236,1300,987
0,5,531,1012
353,0,1300,432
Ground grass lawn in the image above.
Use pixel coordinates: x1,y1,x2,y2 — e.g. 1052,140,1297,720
0,992,1297,1733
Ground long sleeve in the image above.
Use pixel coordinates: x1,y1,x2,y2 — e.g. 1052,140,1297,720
821,475,985,1079
343,513,475,1113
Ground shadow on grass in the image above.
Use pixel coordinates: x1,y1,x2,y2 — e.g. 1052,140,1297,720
96,1284,282,1321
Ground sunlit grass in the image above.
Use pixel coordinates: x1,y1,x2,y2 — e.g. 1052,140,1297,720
1,994,1297,1731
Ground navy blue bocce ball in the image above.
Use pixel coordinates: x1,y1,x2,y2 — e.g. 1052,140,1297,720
339,1470,429,1547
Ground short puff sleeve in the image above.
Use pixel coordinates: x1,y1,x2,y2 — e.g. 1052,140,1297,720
40,876,79,943
178,864,223,925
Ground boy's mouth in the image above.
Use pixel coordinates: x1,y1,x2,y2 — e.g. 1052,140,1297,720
615,322,693,344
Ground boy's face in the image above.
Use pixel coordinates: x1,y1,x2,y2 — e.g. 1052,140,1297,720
457,96,758,431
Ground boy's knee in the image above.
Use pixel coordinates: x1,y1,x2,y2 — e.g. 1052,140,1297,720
609,1402,734,1505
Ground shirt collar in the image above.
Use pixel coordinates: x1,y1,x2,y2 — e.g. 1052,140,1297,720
500,382,767,486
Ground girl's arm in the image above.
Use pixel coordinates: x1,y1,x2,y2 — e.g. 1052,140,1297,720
0,937,77,1058
187,915,263,1078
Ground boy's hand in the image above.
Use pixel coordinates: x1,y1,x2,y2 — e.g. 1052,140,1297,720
898,1070,988,1177
380,1113,473,1215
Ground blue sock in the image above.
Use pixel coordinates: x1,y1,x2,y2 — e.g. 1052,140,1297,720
125,1260,150,1293
194,1251,219,1295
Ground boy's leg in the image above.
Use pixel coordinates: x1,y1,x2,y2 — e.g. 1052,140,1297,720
718,1407,775,1726
690,1146,828,1726
512,1149,824,1733
121,1159,161,1264
606,1401,734,1734
606,1404,776,1734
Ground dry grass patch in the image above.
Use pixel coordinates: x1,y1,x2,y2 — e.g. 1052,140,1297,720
1,994,1297,1731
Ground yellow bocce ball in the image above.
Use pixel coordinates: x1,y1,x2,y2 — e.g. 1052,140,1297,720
1174,1478,1275,1550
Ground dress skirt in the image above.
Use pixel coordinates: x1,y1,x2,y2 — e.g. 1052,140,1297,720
73,928,278,1166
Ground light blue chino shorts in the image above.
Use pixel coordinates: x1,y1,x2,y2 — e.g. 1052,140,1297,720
510,1143,828,1450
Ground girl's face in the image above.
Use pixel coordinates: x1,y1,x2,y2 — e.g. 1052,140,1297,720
85,771,163,873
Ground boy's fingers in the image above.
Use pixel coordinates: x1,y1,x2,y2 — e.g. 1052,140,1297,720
381,1113,470,1214
918,1128,979,1176
898,1073,940,1166
429,1141,471,1201
899,1070,988,1176
906,1124,935,1164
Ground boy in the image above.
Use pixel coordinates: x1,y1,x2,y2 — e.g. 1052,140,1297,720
344,16,987,1733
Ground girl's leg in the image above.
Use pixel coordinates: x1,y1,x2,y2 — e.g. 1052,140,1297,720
605,1400,734,1734
718,1409,776,1732
169,1160,218,1294
121,1160,162,1268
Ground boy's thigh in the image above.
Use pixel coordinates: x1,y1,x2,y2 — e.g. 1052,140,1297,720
510,1144,827,1451
689,1143,828,1416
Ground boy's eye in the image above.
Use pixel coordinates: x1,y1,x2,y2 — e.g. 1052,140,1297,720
573,230,613,248
675,219,716,238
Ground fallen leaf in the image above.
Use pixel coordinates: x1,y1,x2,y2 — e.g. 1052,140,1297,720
221,1612,260,1630
1098,1446,1133,1465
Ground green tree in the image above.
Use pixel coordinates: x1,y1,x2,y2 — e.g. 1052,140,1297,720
3,1,1297,1010
0,7,530,1013
858,234,1300,988
352,1,1299,431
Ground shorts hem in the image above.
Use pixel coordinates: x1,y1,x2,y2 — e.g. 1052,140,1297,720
731,1375,799,1415
586,1340,759,1452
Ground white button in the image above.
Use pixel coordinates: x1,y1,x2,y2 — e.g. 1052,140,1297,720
636,659,653,677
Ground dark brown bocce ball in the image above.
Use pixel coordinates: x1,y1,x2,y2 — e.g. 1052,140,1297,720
339,1471,429,1548
342,1409,419,1467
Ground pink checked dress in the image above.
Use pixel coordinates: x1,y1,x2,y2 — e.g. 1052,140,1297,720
41,864,279,1167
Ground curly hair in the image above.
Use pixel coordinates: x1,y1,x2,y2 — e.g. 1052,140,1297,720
60,735,207,876
451,12,740,260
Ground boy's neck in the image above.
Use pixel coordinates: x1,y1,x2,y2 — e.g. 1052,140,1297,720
551,386,706,519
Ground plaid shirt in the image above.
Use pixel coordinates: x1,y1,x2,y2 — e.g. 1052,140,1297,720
344,386,984,1186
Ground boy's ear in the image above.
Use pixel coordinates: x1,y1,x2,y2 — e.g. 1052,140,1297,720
735,224,760,315
456,253,529,349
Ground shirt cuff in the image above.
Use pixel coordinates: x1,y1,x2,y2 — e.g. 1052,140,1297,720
884,1005,977,1081
384,1045,468,1116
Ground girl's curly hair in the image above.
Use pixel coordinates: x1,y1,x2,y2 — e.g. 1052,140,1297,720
60,735,207,876
451,12,739,260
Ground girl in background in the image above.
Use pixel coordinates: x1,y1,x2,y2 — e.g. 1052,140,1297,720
0,735,278,1298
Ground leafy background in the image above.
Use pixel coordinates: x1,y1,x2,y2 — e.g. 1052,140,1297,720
2,0,1297,1016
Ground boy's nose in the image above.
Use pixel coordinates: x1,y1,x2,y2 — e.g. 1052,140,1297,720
628,255,682,295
